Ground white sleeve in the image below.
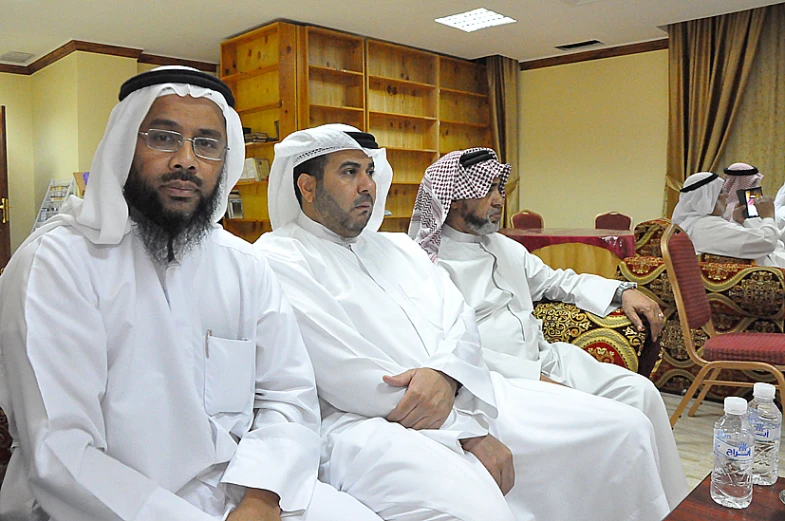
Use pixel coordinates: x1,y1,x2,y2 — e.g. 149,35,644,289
258,240,494,449
0,238,215,521
221,257,321,513
508,237,620,317
692,217,779,259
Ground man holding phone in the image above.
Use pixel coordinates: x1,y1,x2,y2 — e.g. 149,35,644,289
672,172,785,267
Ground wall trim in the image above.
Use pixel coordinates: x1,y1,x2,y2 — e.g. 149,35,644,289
520,39,668,71
0,40,217,76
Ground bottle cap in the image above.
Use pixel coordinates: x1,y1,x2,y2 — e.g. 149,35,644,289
724,396,748,415
753,382,776,400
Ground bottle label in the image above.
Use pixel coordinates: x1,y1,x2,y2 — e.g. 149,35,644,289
752,423,781,442
714,435,753,461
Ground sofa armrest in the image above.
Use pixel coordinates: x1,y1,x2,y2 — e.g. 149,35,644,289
532,300,662,377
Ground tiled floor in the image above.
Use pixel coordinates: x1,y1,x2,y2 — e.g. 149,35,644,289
663,391,785,490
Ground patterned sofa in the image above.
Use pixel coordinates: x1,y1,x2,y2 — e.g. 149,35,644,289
1,408,8,483
617,219,785,400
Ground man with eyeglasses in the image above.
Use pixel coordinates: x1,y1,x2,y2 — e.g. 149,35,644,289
0,67,380,521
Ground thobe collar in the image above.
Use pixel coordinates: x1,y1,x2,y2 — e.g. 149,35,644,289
297,212,360,248
442,224,484,244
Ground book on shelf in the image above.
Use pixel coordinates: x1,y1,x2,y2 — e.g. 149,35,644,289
226,191,244,220
241,158,271,182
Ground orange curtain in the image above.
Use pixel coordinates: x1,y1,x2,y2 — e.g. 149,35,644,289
664,7,767,216
486,55,520,227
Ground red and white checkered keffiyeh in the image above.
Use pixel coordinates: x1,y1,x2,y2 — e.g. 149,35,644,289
408,148,511,261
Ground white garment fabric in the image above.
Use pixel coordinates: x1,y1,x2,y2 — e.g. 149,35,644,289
437,225,689,508
688,215,785,267
0,68,378,521
257,216,672,521
671,172,724,236
774,183,785,239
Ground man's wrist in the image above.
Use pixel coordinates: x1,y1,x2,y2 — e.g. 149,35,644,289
612,281,637,305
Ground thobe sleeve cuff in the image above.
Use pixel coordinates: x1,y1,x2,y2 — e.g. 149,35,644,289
422,409,490,453
134,487,216,521
426,352,497,416
482,348,542,380
572,276,622,317
221,424,321,513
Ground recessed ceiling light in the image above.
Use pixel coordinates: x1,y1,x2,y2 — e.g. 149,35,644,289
435,8,517,32
0,50,34,64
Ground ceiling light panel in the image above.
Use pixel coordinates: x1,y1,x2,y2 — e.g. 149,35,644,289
435,8,517,32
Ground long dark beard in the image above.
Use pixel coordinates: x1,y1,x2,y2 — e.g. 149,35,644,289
123,167,224,264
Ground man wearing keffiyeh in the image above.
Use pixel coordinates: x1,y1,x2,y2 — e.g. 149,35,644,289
410,148,689,511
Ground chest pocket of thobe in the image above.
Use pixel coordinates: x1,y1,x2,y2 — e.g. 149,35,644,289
204,334,256,415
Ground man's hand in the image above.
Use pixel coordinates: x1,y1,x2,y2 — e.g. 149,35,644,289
461,435,515,495
732,204,747,224
227,489,281,521
384,368,458,430
754,196,775,219
539,373,566,386
621,289,665,342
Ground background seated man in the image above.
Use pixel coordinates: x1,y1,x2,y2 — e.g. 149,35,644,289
721,162,764,221
408,148,688,510
256,124,680,521
673,171,785,267
0,68,379,521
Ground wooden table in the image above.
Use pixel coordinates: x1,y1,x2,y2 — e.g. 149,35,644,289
665,474,785,520
499,228,635,278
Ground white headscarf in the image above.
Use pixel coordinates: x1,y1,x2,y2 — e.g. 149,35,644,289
722,163,763,220
267,124,393,233
671,172,724,235
20,65,244,249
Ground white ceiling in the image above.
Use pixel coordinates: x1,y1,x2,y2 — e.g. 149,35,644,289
0,0,780,66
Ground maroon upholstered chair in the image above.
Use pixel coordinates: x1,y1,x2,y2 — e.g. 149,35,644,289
595,211,632,230
511,210,543,230
661,223,785,427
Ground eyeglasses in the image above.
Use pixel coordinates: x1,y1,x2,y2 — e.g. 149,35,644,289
138,129,228,161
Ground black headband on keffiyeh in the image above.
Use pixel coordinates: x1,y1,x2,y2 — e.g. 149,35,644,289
119,68,236,108
408,147,511,261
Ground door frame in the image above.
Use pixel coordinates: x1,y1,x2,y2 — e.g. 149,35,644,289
0,106,11,272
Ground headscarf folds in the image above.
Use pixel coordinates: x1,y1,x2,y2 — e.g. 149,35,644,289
721,163,763,221
267,124,393,233
22,65,244,248
671,172,725,235
408,148,511,261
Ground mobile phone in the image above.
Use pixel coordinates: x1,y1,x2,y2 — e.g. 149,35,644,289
737,186,763,218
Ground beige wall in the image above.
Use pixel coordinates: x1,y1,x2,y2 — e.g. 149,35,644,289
0,73,34,251
518,49,669,228
31,53,80,227
76,53,138,170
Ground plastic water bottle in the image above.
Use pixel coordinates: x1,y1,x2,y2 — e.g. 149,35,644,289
748,382,782,485
711,396,754,509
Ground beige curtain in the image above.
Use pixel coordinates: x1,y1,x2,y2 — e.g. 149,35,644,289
486,55,520,227
715,4,785,197
664,7,767,216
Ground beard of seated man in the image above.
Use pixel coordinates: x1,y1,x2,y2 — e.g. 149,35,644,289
314,180,374,238
451,202,501,236
124,166,224,264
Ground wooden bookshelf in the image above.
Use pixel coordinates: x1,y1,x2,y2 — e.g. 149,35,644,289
221,22,298,241
221,22,492,240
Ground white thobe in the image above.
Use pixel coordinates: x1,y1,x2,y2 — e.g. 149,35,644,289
690,215,785,267
257,214,673,521
0,224,378,521
437,226,689,508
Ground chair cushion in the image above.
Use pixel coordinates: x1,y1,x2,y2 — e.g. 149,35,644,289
704,332,785,364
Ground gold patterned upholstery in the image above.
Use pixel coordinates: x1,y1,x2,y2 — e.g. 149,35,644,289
533,301,661,377
617,249,785,401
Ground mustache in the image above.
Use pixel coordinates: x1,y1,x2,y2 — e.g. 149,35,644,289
161,170,203,187
354,194,373,206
